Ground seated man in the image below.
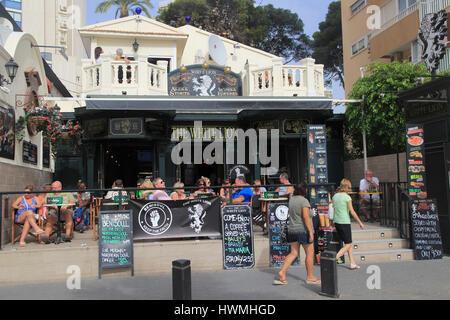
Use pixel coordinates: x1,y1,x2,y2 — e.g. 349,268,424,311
73,182,90,233
41,181,76,244
359,170,381,222
152,177,171,200
275,173,294,198
253,179,267,196
232,176,253,204
105,179,128,201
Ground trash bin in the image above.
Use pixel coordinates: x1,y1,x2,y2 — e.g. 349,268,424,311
319,250,340,298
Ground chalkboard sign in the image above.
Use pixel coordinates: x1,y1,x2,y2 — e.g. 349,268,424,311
98,210,134,279
410,199,443,260
222,205,255,270
268,202,299,267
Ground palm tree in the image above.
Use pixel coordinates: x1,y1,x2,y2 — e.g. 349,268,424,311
95,0,154,19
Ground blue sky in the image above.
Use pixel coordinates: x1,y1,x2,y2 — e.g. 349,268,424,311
86,0,345,102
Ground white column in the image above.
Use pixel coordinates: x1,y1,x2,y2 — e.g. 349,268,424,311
137,55,147,95
157,60,169,94
301,58,317,96
271,57,284,96
100,57,112,95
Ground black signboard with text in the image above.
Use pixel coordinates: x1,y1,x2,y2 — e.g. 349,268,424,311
268,202,299,268
410,199,443,260
129,198,221,240
168,65,242,96
306,125,336,263
98,210,134,279
222,205,255,270
109,118,143,136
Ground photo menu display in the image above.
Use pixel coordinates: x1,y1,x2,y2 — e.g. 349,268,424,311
406,124,427,199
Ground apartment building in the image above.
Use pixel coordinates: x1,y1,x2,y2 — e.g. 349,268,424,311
342,0,450,97
1,0,87,96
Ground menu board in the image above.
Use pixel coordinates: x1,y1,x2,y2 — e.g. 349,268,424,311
23,141,38,165
222,205,255,270
98,210,134,279
268,202,299,267
307,125,335,262
410,199,443,260
406,124,427,199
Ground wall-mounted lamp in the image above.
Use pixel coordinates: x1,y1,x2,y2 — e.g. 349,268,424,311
133,38,139,52
0,58,19,85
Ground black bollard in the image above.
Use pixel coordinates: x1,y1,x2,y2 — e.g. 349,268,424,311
172,259,192,300
319,251,340,298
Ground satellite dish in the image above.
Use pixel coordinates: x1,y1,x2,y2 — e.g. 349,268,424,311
208,35,228,66
0,18,13,31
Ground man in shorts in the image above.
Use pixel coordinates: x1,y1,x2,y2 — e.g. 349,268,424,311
359,170,381,222
41,181,76,244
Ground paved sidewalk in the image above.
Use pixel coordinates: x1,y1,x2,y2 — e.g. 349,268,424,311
0,258,449,300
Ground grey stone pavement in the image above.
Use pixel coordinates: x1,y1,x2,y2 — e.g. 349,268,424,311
0,258,449,300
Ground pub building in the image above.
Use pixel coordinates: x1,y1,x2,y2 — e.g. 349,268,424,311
55,15,344,190
400,77,450,255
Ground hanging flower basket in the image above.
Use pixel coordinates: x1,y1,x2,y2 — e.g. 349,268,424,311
15,103,64,158
60,131,70,140
27,115,46,136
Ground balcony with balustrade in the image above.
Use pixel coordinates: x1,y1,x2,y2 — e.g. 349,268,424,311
369,0,420,60
81,57,328,98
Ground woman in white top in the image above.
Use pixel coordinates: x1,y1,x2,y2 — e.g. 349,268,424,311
95,47,104,64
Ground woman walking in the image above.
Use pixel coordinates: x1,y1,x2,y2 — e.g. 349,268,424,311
332,179,365,270
275,183,320,285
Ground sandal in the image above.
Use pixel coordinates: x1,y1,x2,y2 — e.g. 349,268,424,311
350,264,361,270
306,279,321,285
19,242,26,247
273,279,288,285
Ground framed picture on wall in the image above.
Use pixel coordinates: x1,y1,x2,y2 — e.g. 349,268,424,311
0,105,15,160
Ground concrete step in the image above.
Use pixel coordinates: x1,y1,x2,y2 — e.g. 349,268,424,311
353,249,414,264
352,239,410,252
352,228,401,241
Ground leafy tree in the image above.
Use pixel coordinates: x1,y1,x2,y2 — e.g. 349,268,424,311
157,0,311,63
157,0,209,28
95,0,154,18
312,1,344,88
345,61,429,159
250,4,311,64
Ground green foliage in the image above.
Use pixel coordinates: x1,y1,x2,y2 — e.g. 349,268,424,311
312,1,344,88
95,0,154,18
345,61,429,159
157,0,311,63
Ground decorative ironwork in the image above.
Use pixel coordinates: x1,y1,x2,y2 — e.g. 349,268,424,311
419,10,448,74
15,94,46,109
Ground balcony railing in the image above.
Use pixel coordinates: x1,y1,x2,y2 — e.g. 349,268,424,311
372,1,419,38
420,0,450,20
82,57,168,96
247,58,325,97
82,57,326,97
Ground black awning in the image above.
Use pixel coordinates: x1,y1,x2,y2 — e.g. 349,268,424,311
85,96,333,112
